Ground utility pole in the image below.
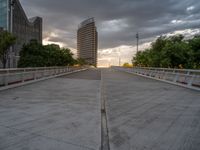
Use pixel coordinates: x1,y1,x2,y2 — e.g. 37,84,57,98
136,32,139,53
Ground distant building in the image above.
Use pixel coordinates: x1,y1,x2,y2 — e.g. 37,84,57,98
77,18,98,67
0,0,42,68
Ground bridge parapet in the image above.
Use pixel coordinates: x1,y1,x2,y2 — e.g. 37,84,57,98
112,66,200,91
0,67,87,90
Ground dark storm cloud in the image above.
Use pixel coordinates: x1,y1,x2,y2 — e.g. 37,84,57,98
20,0,200,49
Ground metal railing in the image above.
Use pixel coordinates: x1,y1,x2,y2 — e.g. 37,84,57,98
0,67,87,88
112,66,200,91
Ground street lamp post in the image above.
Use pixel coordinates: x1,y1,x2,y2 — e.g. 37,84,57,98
8,0,15,68
10,0,14,33
136,32,139,53
108,58,111,67
118,48,121,66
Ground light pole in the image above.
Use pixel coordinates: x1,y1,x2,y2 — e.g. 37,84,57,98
10,0,14,33
136,32,139,53
8,0,15,68
118,48,121,66
108,58,111,67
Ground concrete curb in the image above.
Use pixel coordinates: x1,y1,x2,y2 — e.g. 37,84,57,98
0,69,88,92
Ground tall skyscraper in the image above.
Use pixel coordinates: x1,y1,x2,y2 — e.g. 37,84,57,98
0,0,42,68
77,18,98,67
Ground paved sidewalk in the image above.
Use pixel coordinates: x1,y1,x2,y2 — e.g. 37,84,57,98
102,68,200,150
61,68,101,80
1,68,200,150
0,69,101,150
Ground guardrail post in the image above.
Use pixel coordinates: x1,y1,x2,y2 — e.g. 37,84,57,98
34,70,37,80
163,72,168,80
149,70,153,77
4,71,9,86
6,70,10,85
160,70,165,79
188,75,195,87
173,73,179,82
42,70,44,78
21,72,24,82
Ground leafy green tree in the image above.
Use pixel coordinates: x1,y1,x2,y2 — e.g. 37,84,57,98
18,40,45,67
18,41,75,67
123,62,132,68
161,40,193,68
133,50,150,67
132,34,199,69
0,30,16,68
61,48,75,66
76,58,87,66
44,44,61,66
188,36,200,68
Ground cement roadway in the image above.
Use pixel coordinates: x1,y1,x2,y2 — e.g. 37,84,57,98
0,68,200,150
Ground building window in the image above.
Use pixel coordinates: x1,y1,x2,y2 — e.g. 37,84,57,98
0,0,8,29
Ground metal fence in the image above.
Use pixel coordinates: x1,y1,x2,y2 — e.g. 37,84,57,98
112,66,200,91
0,67,87,88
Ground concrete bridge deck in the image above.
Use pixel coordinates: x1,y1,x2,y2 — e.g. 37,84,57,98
0,68,200,150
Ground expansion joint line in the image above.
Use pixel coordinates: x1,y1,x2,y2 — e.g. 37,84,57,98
100,70,110,150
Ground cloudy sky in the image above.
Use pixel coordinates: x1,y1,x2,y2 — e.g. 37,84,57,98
20,0,200,67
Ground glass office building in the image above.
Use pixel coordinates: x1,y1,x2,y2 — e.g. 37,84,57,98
0,0,8,30
0,0,42,68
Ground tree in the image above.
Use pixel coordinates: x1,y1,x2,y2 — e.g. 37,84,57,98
188,36,200,68
18,41,75,67
18,40,45,67
44,44,61,66
0,30,16,68
123,62,132,68
76,58,87,66
52,48,75,66
132,50,152,67
161,40,193,68
132,34,198,69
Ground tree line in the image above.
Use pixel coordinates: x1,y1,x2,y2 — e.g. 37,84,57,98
18,40,75,67
132,35,200,69
0,30,87,68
